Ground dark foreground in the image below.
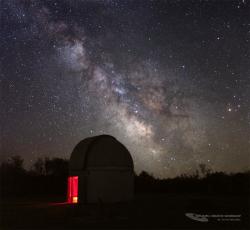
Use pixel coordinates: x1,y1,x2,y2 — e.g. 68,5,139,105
0,194,249,230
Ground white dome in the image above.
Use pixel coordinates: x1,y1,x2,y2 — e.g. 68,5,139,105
69,135,133,171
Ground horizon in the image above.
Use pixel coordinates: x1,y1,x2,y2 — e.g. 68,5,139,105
1,153,250,180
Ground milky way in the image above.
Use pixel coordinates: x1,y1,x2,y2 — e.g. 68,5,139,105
1,0,250,177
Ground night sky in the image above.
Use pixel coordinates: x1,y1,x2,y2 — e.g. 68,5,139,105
1,0,250,178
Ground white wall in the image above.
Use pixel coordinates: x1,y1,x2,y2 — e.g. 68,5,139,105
86,169,134,203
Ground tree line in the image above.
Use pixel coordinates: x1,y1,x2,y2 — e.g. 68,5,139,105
0,156,249,198
0,156,68,198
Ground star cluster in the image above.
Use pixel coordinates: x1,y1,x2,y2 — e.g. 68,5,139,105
1,0,250,177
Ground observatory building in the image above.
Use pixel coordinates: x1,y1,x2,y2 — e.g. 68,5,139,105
67,135,134,204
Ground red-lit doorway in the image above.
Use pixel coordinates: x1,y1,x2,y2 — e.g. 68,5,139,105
67,176,78,203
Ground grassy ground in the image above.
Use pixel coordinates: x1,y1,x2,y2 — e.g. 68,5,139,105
0,194,249,229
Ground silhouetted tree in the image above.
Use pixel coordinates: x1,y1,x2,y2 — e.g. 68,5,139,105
198,163,212,177
10,155,24,169
0,155,25,175
0,155,27,196
32,158,46,175
44,157,68,176
138,171,155,180
44,157,69,176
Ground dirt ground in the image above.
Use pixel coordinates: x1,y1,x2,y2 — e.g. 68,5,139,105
0,194,249,229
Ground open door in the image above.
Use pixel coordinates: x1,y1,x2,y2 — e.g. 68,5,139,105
67,176,78,203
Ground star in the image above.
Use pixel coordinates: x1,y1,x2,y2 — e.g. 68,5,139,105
1,0,249,178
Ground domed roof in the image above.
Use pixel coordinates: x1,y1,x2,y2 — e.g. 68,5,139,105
69,135,133,171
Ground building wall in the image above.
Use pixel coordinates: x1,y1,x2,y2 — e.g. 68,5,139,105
86,169,134,203
71,168,134,204
78,171,87,203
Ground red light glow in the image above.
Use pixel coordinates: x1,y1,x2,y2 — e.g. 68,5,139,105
67,176,78,204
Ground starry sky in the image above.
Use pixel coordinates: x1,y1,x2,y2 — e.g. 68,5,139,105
1,0,250,178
